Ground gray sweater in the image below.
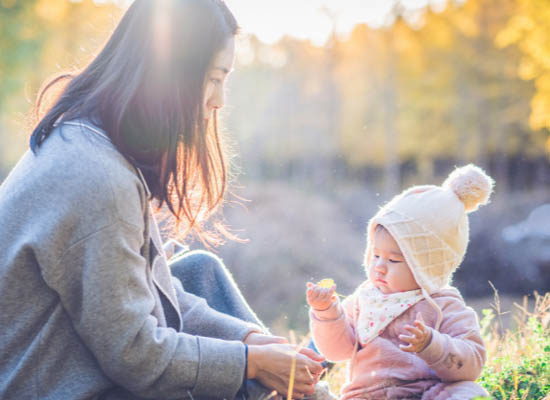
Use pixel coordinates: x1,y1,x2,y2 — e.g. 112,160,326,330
0,121,259,399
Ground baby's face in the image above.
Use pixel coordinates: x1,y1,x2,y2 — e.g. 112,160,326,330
368,227,420,294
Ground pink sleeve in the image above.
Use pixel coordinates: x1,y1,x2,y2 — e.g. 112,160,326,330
417,298,486,382
309,295,357,362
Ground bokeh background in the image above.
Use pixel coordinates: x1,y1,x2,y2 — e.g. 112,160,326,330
1,0,549,336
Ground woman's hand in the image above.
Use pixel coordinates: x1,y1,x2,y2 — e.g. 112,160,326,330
247,344,325,398
306,282,337,311
399,312,432,353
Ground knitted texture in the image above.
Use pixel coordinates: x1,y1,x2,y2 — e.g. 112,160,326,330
368,209,462,294
443,164,494,213
364,165,494,311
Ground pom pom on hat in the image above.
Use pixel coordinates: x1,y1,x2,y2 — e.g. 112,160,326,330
443,164,494,213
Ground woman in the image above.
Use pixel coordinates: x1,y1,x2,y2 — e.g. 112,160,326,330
0,0,323,399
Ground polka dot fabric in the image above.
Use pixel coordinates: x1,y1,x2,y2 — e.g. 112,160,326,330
356,283,424,345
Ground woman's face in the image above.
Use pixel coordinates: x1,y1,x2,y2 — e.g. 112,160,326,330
203,37,235,122
367,227,420,294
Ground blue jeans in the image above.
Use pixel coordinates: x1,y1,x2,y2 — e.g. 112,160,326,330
169,250,272,400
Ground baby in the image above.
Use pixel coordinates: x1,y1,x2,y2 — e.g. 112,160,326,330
307,165,492,399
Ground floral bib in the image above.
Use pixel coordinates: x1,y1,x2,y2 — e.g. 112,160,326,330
356,283,424,345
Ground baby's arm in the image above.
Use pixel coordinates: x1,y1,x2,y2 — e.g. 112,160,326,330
416,300,486,382
307,283,357,362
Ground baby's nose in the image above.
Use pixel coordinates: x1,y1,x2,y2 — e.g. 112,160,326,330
375,261,387,273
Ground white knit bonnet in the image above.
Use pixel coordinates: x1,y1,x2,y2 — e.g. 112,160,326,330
364,164,495,330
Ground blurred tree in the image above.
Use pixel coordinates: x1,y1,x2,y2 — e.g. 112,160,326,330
1,0,546,193
496,0,550,131
431,0,535,190
1,0,120,108
0,0,121,174
0,0,42,110
332,0,538,191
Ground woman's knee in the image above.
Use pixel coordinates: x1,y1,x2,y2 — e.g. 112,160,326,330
170,249,225,280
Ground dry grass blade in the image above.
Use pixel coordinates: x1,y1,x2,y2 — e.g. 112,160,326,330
287,330,297,400
489,281,509,337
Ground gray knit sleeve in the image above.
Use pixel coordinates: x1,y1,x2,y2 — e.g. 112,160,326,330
43,220,246,399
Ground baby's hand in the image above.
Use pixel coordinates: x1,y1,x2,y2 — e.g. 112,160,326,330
399,312,432,353
306,282,337,311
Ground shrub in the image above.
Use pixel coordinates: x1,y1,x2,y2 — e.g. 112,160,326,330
476,291,550,399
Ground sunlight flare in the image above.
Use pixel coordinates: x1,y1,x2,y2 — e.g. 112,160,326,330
152,0,172,64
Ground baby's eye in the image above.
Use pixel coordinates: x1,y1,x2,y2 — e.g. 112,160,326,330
373,254,380,259
389,259,401,263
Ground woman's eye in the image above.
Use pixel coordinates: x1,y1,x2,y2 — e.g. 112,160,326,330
210,78,222,85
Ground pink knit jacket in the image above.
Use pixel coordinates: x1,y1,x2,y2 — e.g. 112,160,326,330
310,285,486,399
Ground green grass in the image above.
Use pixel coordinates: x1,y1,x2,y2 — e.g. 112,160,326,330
324,291,550,399
475,291,550,399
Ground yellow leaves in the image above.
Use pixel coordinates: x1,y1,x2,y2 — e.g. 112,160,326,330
454,15,479,38
495,0,550,131
317,278,335,289
422,15,454,48
316,278,343,298
529,74,550,131
518,58,538,81
35,0,69,24
451,7,480,38
391,21,425,72
523,33,550,70
1,0,16,9
496,2,550,70
495,16,534,48
535,73,550,94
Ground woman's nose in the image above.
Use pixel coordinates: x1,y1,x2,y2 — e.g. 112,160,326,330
209,86,225,110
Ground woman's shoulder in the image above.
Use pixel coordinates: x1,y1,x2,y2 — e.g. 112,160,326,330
49,120,135,181
58,121,148,225
2,120,148,231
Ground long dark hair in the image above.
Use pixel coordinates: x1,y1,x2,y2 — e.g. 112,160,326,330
30,0,238,245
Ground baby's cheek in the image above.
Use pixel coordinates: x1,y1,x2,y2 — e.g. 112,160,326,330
396,270,419,291
366,264,376,281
